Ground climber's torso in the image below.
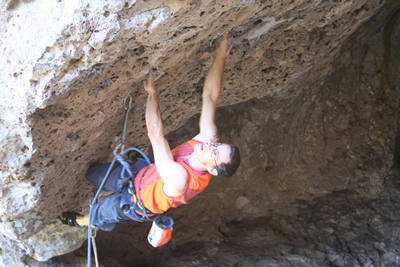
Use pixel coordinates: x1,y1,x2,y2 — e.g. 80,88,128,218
134,139,212,214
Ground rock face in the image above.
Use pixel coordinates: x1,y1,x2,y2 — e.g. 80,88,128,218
1,0,400,265
53,8,400,266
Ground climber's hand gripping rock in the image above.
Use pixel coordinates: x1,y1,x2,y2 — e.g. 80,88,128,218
216,32,229,58
144,69,156,94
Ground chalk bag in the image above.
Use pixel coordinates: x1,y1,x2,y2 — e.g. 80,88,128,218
147,215,174,247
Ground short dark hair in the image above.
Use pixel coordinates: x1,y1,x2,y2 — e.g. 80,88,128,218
216,145,240,177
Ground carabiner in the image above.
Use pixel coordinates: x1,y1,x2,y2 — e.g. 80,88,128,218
123,95,133,111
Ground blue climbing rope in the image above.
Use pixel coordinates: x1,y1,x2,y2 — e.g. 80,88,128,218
87,147,151,267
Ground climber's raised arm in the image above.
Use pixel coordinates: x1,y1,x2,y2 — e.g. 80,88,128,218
194,33,229,143
144,69,188,196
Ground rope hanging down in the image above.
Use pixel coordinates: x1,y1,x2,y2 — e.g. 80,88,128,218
87,95,151,267
91,229,99,267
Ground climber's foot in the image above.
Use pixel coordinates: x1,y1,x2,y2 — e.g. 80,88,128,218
58,211,83,227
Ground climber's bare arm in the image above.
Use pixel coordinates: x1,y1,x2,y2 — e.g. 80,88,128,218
194,33,229,143
144,69,188,196
75,70,190,226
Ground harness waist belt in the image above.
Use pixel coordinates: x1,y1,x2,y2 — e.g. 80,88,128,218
127,178,156,217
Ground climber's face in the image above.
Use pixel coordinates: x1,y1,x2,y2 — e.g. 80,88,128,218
194,142,231,175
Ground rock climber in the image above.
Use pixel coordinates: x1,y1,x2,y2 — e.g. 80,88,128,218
59,33,240,231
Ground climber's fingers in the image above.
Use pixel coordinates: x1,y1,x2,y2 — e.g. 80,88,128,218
216,32,229,55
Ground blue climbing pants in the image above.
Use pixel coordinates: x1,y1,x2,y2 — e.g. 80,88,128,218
86,158,149,231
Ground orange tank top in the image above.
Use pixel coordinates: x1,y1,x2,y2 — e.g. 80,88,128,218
133,139,212,214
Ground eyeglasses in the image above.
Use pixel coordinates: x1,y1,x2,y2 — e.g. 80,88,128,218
209,143,221,170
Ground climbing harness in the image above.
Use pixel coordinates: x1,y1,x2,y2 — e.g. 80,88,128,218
127,167,154,219
86,95,173,267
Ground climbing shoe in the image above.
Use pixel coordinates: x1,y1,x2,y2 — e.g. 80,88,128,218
58,211,82,227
